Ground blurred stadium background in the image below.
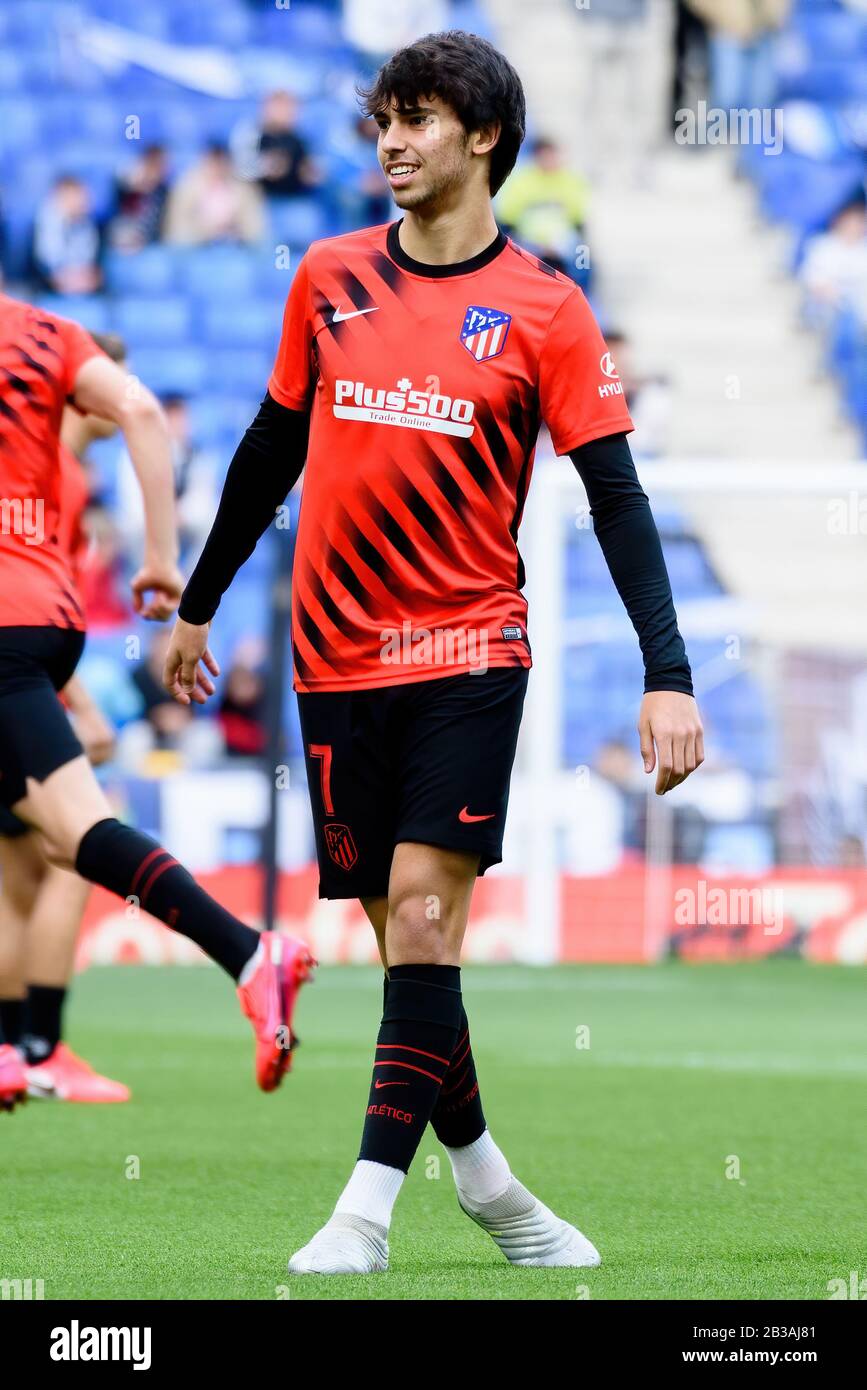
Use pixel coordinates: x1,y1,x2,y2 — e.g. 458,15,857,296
3,0,867,970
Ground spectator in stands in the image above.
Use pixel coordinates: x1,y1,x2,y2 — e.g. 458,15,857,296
683,0,791,113
131,629,192,751
109,143,170,252
217,646,267,758
115,394,218,568
330,116,394,227
605,330,673,458
496,139,589,280
800,199,867,329
232,90,321,199
77,502,134,630
163,142,265,246
31,175,102,294
671,0,709,132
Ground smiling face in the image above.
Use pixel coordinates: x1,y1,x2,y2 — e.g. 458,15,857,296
374,95,489,211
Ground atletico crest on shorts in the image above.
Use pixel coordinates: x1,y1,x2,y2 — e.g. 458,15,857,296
460,305,512,362
324,822,358,871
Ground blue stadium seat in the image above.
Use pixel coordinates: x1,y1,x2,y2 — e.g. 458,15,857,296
35,296,112,333
188,394,259,444
753,150,866,234
104,247,178,296
201,300,281,350
208,349,273,395
113,297,192,347
0,98,40,146
182,247,260,297
128,346,208,395
268,196,332,250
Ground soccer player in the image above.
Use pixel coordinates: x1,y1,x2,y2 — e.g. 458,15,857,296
163,31,704,1273
0,294,313,1114
0,331,133,1102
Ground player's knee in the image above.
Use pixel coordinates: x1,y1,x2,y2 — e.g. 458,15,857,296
386,885,458,960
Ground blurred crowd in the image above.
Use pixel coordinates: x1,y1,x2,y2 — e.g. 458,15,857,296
12,88,598,299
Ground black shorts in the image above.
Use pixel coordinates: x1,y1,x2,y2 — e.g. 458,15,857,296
0,626,85,811
297,666,529,899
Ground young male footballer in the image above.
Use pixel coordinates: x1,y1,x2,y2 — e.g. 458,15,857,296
0,297,314,1113
165,30,703,1274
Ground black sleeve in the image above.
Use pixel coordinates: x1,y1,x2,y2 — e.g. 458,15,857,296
178,391,310,625
569,433,693,695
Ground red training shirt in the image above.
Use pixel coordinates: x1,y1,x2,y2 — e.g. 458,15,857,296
0,295,103,629
268,221,633,693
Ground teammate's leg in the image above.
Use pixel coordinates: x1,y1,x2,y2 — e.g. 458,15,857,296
0,831,41,1110
0,627,312,1094
25,863,90,992
11,755,314,1092
20,862,131,1101
14,756,258,978
0,831,43,1048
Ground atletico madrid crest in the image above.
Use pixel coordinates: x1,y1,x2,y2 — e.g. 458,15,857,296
460,305,511,362
324,822,358,871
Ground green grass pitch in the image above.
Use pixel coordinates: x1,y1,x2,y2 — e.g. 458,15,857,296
2,961,864,1301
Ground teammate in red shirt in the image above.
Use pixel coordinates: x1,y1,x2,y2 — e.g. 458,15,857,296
0,332,130,1102
0,297,313,1112
165,33,704,1274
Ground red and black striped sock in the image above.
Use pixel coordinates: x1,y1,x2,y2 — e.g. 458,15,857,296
75,818,259,980
381,974,487,1150
431,1005,487,1148
360,964,462,1174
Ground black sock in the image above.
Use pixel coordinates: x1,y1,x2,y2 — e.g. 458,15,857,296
360,964,462,1174
75,818,259,980
382,973,487,1149
430,1005,487,1148
0,998,25,1048
22,984,66,1062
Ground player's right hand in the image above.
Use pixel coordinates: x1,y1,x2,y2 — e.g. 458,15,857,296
130,560,185,622
162,618,220,706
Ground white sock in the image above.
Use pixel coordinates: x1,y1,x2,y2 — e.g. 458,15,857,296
333,1160,405,1230
444,1129,512,1205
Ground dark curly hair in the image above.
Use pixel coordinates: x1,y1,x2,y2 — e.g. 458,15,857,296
357,30,526,196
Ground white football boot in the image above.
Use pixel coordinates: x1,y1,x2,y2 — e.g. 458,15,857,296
459,1176,601,1267
288,1214,389,1275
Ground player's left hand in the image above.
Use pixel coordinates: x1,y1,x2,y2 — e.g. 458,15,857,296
638,691,704,795
130,561,184,621
162,618,220,706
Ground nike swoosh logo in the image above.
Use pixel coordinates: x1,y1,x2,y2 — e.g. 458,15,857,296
332,305,379,323
374,1079,409,1089
459,807,495,823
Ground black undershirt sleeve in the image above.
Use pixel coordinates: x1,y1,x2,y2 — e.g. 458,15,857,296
178,391,310,625
568,433,693,696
